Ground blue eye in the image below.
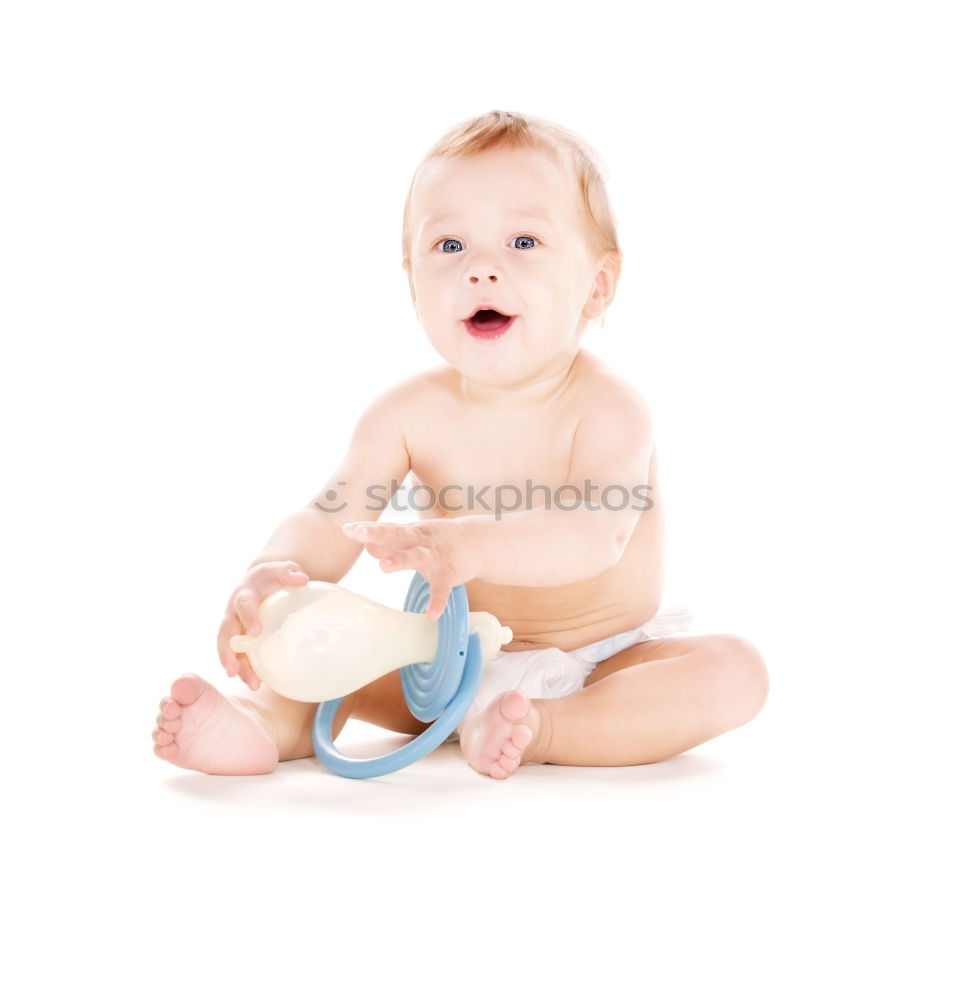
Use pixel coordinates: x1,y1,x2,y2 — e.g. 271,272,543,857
435,235,537,253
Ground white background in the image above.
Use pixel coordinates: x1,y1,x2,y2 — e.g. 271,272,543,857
2,1,965,997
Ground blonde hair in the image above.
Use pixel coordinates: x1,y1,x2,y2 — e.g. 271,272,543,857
401,110,621,272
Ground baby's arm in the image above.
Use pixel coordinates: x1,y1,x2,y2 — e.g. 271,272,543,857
254,386,411,581
218,387,411,684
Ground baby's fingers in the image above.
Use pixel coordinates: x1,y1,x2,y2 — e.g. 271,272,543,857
217,614,245,677
425,580,453,622
216,622,260,689
233,587,263,636
237,656,261,691
241,565,309,634
343,522,418,550
262,562,309,589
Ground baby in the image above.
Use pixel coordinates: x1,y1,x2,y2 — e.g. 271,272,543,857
152,110,769,781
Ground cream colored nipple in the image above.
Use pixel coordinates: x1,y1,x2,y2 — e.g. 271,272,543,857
228,581,513,703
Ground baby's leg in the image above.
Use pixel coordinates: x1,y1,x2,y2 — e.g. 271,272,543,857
349,669,436,737
152,676,358,775
153,668,429,776
244,668,432,750
460,634,768,777
540,633,768,765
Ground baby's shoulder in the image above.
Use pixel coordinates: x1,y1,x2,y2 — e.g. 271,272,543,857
396,366,454,405
366,366,449,404
359,366,454,427
570,351,652,421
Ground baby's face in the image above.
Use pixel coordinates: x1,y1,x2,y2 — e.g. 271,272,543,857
406,145,610,389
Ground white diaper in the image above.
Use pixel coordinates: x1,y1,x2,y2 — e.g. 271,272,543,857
444,605,692,743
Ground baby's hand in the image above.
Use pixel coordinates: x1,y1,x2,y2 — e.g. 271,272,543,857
216,561,310,690
342,519,483,621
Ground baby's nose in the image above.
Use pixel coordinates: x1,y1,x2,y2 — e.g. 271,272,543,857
464,258,502,284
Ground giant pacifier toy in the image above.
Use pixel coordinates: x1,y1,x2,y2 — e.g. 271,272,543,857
229,573,512,779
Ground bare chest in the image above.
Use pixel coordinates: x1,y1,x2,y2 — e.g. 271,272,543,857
407,406,580,516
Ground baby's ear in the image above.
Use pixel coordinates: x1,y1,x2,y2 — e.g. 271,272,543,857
583,250,622,320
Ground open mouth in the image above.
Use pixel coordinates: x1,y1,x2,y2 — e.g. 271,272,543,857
463,308,516,340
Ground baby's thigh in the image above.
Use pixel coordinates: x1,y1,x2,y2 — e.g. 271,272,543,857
583,634,768,706
582,635,719,687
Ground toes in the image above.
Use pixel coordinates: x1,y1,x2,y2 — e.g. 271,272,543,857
493,732,532,777
171,673,206,706
510,725,532,751
463,691,538,780
499,689,529,722
158,697,180,720
152,690,188,754
156,712,182,734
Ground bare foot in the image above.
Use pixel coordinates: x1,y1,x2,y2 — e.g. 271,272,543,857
459,689,543,780
152,674,279,776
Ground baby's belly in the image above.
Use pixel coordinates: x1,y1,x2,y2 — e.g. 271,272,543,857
465,524,663,653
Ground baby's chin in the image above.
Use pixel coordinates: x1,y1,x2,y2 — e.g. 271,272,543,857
424,326,583,389
455,355,581,395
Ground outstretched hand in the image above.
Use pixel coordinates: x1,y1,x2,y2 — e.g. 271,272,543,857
342,518,483,620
